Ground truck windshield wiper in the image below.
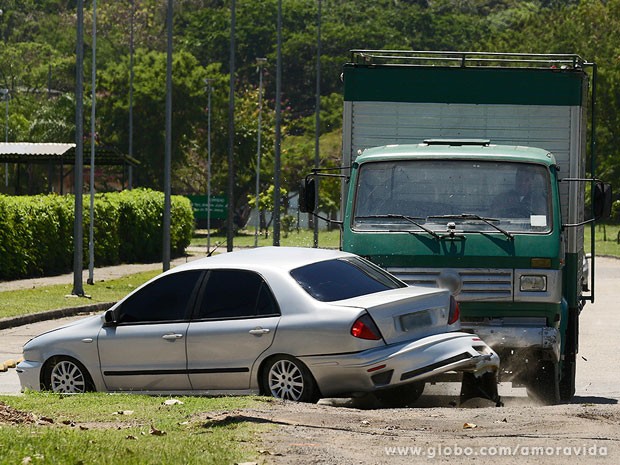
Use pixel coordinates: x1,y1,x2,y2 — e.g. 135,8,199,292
356,214,440,239
427,213,513,239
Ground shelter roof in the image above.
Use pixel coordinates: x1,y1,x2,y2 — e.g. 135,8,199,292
0,143,138,166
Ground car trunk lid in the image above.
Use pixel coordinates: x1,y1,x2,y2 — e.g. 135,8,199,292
336,287,454,345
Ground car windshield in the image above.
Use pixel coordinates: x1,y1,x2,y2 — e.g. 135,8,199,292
353,160,552,234
290,257,406,302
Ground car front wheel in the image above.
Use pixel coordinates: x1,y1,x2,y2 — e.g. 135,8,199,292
43,357,94,393
262,355,319,403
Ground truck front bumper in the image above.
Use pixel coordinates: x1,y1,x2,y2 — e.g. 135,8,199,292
464,324,560,362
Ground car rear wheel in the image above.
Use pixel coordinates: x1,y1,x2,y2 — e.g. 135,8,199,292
43,357,94,393
374,382,425,408
262,355,319,403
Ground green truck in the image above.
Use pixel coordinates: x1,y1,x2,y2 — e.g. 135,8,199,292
302,51,612,404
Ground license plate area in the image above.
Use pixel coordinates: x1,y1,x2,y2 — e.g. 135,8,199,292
399,310,433,332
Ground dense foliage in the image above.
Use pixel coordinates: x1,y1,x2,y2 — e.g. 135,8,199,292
0,0,618,222
0,189,194,280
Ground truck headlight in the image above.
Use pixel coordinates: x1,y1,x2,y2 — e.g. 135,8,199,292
519,275,547,292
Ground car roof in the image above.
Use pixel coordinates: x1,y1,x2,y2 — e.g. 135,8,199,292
172,247,354,274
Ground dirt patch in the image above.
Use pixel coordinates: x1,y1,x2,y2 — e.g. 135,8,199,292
0,401,37,425
245,397,620,464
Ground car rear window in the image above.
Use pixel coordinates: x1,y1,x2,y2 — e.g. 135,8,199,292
290,257,406,302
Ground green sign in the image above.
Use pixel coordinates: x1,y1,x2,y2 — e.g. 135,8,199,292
186,195,227,220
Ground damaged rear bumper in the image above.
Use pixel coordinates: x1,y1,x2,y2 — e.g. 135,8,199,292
300,332,500,398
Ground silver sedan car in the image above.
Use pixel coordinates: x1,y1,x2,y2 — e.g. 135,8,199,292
17,247,500,406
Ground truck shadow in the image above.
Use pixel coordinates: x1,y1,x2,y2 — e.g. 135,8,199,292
320,393,618,410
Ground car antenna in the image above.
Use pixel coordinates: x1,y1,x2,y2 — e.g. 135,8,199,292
207,241,223,257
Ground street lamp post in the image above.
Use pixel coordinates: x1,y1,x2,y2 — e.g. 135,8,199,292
227,0,236,252
163,0,173,271
204,78,214,254
314,0,321,248
273,0,282,246
1,88,9,187
73,0,85,297
254,58,267,247
128,0,135,190
88,0,97,285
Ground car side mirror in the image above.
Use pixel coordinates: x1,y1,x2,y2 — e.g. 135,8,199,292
103,309,118,327
299,177,316,213
593,181,612,220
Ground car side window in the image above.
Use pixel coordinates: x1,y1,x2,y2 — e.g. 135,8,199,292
195,269,279,319
117,270,204,324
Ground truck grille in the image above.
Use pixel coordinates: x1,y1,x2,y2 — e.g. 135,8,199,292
387,267,513,302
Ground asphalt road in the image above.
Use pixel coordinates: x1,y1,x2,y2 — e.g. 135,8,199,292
1,256,619,401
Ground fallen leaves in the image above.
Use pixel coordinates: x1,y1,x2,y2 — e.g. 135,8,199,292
162,399,184,406
0,401,37,425
21,454,44,464
150,425,167,436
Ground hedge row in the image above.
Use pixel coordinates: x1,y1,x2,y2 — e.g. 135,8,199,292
0,189,195,280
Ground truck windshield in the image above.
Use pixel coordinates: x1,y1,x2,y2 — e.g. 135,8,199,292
353,160,552,234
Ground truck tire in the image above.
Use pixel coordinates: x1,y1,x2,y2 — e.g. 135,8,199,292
526,360,560,405
560,309,579,401
560,358,576,401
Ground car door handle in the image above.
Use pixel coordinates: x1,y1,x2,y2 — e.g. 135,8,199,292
248,327,270,335
162,333,184,340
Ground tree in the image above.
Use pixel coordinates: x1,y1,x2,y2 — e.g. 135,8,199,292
98,49,208,189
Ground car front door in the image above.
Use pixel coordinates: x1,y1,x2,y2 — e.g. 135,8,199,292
98,270,204,391
186,269,280,390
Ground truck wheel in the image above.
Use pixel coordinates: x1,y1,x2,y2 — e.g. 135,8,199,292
526,360,560,405
559,358,576,401
374,382,425,408
560,310,578,401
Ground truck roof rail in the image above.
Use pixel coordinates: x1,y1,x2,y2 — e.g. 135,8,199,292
424,139,491,147
350,50,587,70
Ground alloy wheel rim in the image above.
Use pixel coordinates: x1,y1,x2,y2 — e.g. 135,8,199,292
268,359,304,401
50,360,86,393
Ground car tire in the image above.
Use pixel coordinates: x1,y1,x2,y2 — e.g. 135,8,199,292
374,382,425,408
43,357,95,393
262,355,320,403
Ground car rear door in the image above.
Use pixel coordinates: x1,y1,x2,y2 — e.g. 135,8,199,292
186,269,280,390
98,270,204,391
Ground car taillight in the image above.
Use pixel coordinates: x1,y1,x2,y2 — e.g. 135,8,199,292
351,314,382,340
448,296,460,325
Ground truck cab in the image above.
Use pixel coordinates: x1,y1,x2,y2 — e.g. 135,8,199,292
345,141,567,403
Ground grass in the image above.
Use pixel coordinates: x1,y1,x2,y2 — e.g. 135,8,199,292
0,392,270,465
0,270,160,320
191,228,342,249
586,223,620,256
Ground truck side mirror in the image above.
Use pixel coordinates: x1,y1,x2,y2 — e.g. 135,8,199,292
299,177,316,213
593,182,612,220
